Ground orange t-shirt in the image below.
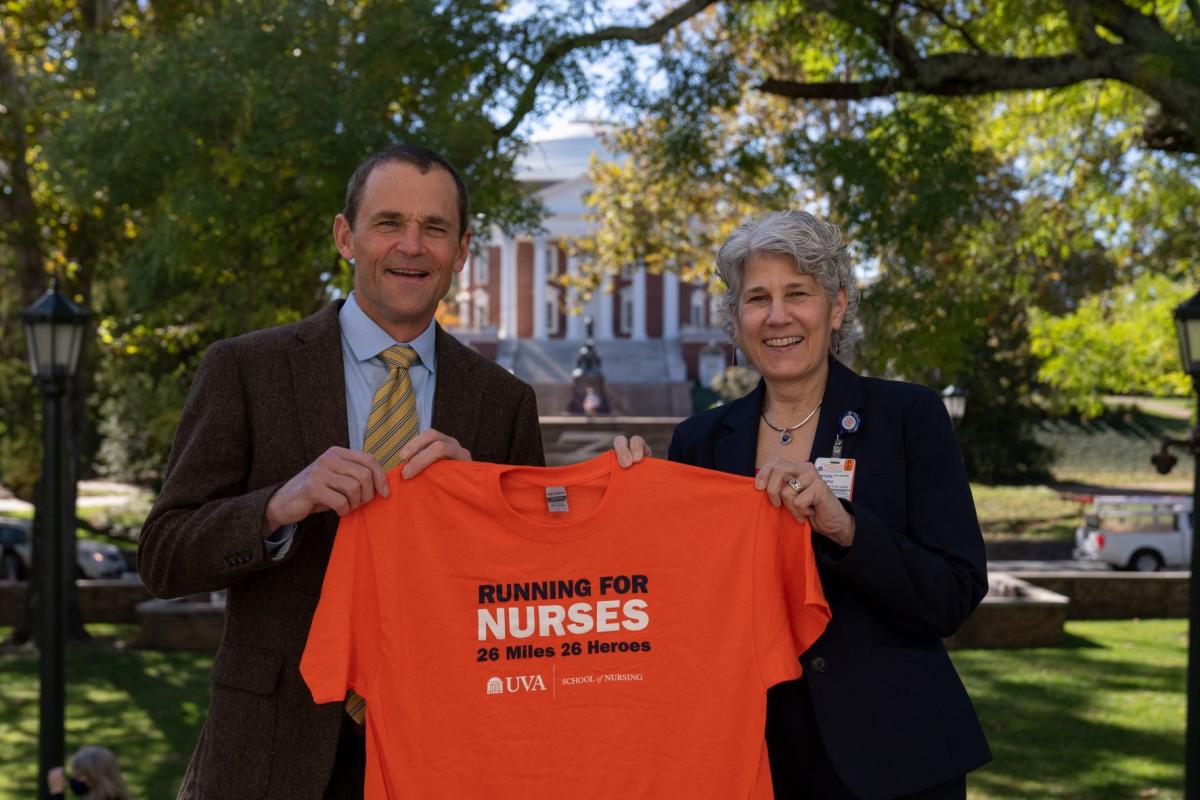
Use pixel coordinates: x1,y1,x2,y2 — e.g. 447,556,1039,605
301,452,829,799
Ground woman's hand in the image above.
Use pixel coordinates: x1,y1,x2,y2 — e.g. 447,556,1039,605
613,435,651,468
756,458,855,547
47,767,65,795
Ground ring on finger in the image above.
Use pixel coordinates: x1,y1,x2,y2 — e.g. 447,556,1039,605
787,477,803,494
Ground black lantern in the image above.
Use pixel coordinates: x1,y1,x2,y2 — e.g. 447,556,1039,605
1176,290,1200,382
21,281,88,800
941,384,966,426
1165,288,1200,800
21,283,89,381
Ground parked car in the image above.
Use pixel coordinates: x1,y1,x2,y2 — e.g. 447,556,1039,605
0,517,128,580
1073,494,1194,572
0,519,30,580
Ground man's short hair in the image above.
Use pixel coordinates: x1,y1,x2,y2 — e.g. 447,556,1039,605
342,144,470,237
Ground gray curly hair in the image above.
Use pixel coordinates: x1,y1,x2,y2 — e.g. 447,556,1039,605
715,210,858,356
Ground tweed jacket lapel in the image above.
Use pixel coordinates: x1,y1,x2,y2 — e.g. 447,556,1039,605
714,381,764,478
288,301,350,465
430,325,481,454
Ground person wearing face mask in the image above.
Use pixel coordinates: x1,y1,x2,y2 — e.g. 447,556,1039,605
47,746,130,800
614,210,991,799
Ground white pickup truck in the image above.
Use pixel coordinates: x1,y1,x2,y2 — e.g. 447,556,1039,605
1073,494,1194,572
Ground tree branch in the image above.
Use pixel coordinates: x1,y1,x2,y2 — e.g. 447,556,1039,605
1061,0,1106,56
759,48,1130,100
1143,109,1197,152
905,1,985,54
807,0,920,71
1188,0,1200,27
1079,0,1171,47
493,0,718,140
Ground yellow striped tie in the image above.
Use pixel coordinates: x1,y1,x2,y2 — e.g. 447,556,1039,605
363,345,421,472
345,344,420,725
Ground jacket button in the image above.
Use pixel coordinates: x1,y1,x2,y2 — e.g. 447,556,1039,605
808,656,827,673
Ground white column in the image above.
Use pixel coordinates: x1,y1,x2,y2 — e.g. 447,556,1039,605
595,274,614,341
631,265,647,341
499,235,518,340
532,237,548,340
455,248,474,331
662,269,679,340
566,255,585,340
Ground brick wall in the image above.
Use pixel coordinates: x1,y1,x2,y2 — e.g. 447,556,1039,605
1009,571,1189,620
0,579,151,626
134,598,224,651
945,575,1070,649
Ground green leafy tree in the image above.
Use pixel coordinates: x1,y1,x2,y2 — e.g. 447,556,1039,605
0,0,719,495
0,0,716,646
1031,273,1195,415
572,0,1199,481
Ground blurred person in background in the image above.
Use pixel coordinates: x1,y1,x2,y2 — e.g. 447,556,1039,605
47,745,129,800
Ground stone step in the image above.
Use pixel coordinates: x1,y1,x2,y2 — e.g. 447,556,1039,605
512,339,687,384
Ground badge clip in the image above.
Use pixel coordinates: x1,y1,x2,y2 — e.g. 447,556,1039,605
831,411,861,458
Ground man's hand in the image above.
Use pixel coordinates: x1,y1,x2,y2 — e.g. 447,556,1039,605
398,428,472,479
613,435,651,468
263,448,389,535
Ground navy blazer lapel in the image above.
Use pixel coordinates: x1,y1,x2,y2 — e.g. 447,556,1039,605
714,381,763,477
810,357,865,461
431,326,481,453
289,302,350,464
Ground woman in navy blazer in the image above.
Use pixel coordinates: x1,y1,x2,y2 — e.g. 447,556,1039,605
618,210,990,799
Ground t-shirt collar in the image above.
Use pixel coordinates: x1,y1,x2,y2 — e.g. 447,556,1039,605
340,291,437,373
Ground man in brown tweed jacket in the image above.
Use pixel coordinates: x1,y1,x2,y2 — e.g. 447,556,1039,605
138,144,544,800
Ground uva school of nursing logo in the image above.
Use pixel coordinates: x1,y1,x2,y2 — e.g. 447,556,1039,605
487,675,547,695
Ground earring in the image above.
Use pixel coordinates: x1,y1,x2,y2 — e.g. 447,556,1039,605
348,257,356,267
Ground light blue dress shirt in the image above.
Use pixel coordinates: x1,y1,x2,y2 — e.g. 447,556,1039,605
338,291,437,450
266,292,438,559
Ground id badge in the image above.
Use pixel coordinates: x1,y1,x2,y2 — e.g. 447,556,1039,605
814,457,856,501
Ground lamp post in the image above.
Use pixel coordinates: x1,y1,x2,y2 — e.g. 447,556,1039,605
1172,291,1200,800
21,282,89,800
941,384,967,431
1150,289,1200,799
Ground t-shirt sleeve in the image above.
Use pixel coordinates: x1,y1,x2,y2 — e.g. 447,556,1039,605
753,500,831,689
300,503,381,704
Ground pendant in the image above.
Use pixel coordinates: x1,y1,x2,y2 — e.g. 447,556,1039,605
780,431,792,445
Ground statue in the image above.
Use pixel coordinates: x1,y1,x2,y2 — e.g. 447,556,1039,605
568,316,610,415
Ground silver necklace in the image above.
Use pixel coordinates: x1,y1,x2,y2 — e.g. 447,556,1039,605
761,403,821,445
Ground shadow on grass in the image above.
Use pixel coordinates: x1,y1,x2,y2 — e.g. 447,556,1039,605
1041,411,1191,440
1036,410,1194,481
3,621,1186,800
1050,478,1190,496
1057,631,1104,650
955,628,1185,800
0,635,211,798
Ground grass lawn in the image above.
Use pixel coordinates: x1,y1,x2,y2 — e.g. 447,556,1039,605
0,625,211,799
1036,406,1194,485
971,402,1195,544
971,484,1084,541
959,619,1187,800
0,620,1186,799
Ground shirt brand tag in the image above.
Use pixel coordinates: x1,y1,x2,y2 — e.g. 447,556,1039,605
546,486,569,513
